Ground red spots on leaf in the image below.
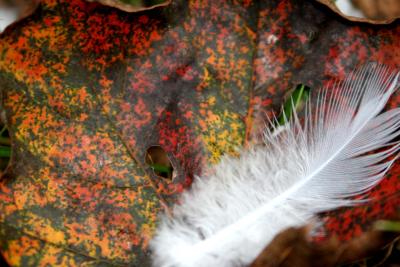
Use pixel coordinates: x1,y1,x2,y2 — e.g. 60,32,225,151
155,107,203,190
16,36,28,48
241,0,252,8
133,98,152,128
328,46,339,59
121,102,131,113
73,184,95,205
150,30,162,42
139,15,149,24
44,16,61,27
130,26,163,56
176,65,195,80
183,110,193,119
131,70,156,93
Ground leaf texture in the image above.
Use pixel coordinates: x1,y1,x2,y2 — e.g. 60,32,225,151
0,0,399,265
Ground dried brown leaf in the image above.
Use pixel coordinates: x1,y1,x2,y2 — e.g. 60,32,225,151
251,225,400,267
86,0,171,12
316,0,399,24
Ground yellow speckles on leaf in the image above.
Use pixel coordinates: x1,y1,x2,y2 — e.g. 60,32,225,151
207,96,216,106
25,214,66,245
47,86,93,119
206,110,221,124
218,129,229,139
140,223,155,249
230,121,241,131
12,178,48,210
43,0,58,8
3,237,41,266
197,66,214,91
5,240,22,266
197,109,244,164
206,47,216,65
97,237,112,257
39,245,77,266
203,66,211,83
64,216,114,259
50,229,66,244
139,198,159,226
15,105,66,161
40,246,62,266
14,190,28,210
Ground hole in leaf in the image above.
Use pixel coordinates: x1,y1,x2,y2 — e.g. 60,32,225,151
145,146,174,180
0,123,11,173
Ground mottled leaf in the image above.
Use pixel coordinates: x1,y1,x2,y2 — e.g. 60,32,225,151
0,0,399,265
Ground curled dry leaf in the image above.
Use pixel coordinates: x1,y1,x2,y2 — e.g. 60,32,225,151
316,0,400,24
14,0,40,19
251,225,400,267
86,0,171,12
352,0,400,21
0,0,40,32
0,0,40,19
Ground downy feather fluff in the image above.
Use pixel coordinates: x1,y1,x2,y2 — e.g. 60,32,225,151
150,64,400,267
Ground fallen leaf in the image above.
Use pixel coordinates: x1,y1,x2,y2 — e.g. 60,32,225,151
317,0,400,24
0,0,399,265
251,225,400,267
87,0,171,13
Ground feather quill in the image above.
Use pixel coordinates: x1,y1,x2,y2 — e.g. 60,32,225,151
150,64,400,267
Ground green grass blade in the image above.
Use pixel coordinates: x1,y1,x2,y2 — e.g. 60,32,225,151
0,146,11,158
375,220,400,232
277,84,311,125
150,163,173,177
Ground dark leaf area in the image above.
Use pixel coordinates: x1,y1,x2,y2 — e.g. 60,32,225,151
0,0,399,265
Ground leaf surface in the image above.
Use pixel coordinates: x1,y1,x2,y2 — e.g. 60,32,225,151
0,0,399,265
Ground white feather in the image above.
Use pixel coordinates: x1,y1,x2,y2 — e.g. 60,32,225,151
150,64,400,267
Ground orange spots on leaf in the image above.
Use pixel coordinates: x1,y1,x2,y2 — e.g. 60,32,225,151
3,237,40,266
100,76,113,88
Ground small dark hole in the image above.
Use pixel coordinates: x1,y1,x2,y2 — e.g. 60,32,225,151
145,146,174,180
0,123,11,174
